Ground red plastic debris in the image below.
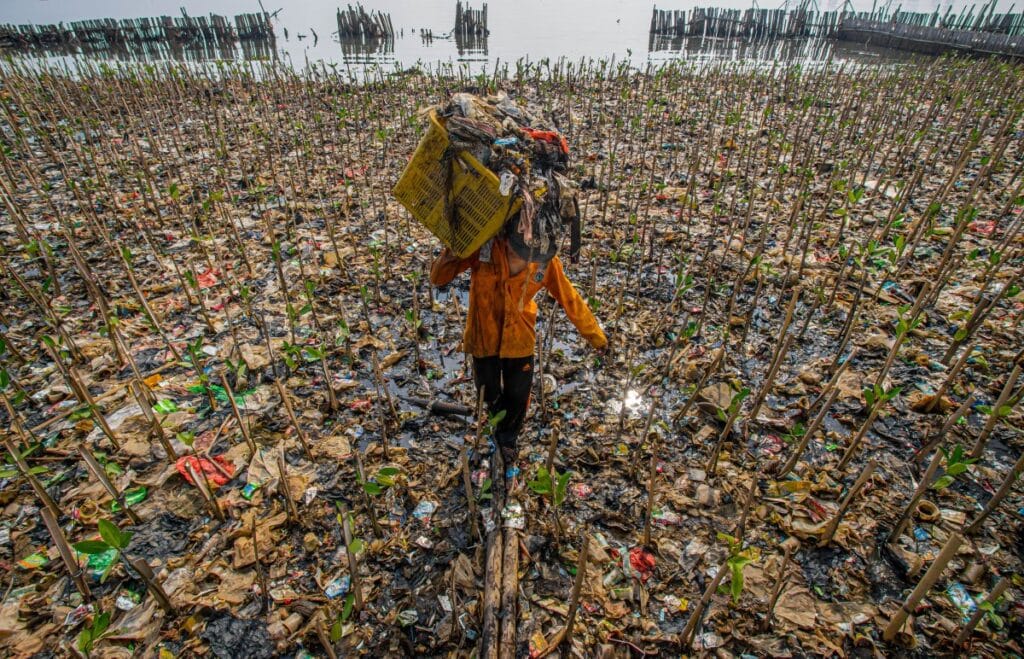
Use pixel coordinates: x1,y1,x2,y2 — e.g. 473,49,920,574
176,455,234,488
349,398,373,412
969,220,996,235
197,268,219,289
628,546,656,582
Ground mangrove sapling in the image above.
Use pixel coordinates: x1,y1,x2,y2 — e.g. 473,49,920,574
680,553,730,648
953,577,1010,647
77,446,142,525
820,459,877,546
251,516,270,614
405,271,424,371
274,379,313,459
969,361,1022,459
178,432,226,523
963,449,1024,535
40,505,91,599
616,354,643,437
1,396,61,520
707,386,751,475
672,348,726,427
914,394,976,463
182,267,217,334
126,554,175,615
351,450,383,539
460,445,481,541
889,449,944,544
883,532,964,642
71,518,134,584
499,513,520,657
873,290,930,390
46,346,122,451
837,384,901,472
629,394,659,480
185,338,217,412
762,543,794,632
716,531,760,605
925,341,977,413
641,430,662,547
527,464,571,541
277,451,300,524
75,609,110,658
534,531,589,657
315,610,339,659
132,382,178,462
749,333,795,423
219,374,256,454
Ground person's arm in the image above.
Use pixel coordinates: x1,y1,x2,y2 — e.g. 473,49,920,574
543,256,607,350
429,247,475,286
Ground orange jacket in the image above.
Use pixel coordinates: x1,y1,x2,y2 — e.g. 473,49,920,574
430,239,607,359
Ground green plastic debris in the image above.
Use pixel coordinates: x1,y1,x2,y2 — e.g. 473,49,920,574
17,552,49,569
110,487,148,512
87,548,119,582
152,399,178,415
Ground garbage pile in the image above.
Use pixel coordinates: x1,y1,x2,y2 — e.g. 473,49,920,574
432,92,581,262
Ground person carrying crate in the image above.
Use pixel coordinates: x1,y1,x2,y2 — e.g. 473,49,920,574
430,218,608,472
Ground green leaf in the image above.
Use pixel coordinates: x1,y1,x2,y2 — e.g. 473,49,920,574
954,327,969,342
93,611,110,637
362,481,383,496
348,538,365,555
378,467,400,477
946,463,967,477
527,467,552,495
98,519,121,549
997,405,1013,417
489,409,507,427
554,470,571,506
931,475,954,490
342,590,355,622
730,571,744,602
77,628,93,654
73,540,111,555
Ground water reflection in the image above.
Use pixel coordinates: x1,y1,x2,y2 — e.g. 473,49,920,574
649,34,836,62
7,38,277,63
454,31,488,58
338,35,395,63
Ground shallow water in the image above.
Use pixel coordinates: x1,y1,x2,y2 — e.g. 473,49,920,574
2,0,1009,68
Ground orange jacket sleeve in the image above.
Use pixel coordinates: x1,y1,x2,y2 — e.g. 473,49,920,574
543,256,607,350
429,248,476,287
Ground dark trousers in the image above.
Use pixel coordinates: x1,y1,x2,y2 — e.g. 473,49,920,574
472,355,534,450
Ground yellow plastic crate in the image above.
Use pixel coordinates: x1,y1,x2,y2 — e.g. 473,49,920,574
393,110,521,258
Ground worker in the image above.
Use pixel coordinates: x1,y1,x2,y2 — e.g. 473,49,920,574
430,223,608,475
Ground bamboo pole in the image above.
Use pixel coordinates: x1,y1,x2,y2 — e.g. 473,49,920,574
963,449,1024,535
77,446,143,524
460,445,480,541
883,533,964,641
889,449,943,543
561,532,589,651
820,460,877,545
126,555,175,614
40,506,92,599
339,504,364,611
953,577,1010,646
275,379,313,459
